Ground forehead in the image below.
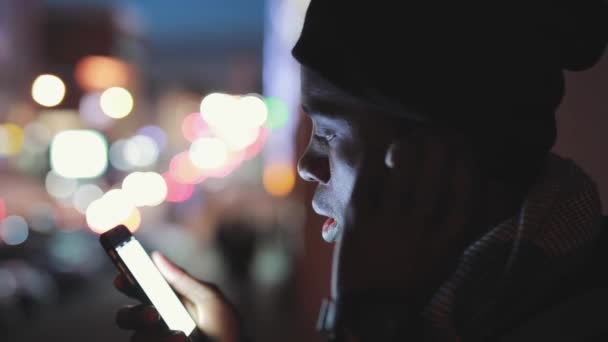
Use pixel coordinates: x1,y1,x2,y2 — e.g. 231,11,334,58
299,67,423,137
300,67,374,119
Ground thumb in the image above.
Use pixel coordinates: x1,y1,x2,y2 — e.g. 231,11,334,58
152,252,204,299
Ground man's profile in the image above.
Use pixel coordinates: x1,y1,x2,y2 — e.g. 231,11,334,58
113,0,608,341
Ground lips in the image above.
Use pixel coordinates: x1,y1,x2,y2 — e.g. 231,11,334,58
312,194,340,243
321,217,340,243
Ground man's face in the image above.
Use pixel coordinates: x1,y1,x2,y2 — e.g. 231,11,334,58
297,69,400,243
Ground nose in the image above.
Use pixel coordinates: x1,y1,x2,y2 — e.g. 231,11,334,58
297,148,330,184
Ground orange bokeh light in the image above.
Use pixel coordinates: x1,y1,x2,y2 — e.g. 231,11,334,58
263,163,296,197
75,56,131,91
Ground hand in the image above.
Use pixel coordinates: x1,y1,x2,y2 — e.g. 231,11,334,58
332,133,471,305
115,252,242,342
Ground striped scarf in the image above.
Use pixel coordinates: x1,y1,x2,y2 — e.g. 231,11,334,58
423,154,603,341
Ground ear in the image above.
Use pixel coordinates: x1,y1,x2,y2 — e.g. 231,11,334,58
384,141,405,169
383,132,434,169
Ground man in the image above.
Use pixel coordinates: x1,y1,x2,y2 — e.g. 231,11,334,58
114,0,608,341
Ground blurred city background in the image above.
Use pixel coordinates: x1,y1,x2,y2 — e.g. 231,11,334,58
0,1,607,342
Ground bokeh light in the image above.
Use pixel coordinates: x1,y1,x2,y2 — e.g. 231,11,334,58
238,94,268,127
169,152,205,184
100,87,134,119
86,189,135,234
189,137,228,170
85,199,111,234
72,184,104,214
31,74,66,107
204,150,245,179
45,170,78,199
181,112,209,142
200,92,266,151
122,207,141,232
263,162,296,197
137,125,168,151
224,126,260,151
163,172,195,203
0,123,24,156
50,130,108,178
200,92,234,121
264,97,290,130
74,55,131,91
79,92,114,129
0,216,29,246
99,189,135,222
124,135,159,168
121,172,167,207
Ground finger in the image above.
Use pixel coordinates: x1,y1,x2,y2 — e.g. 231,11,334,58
131,330,188,342
152,252,221,302
116,304,161,330
114,274,142,300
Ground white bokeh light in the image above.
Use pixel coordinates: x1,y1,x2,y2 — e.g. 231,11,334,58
200,92,235,123
50,130,108,178
32,74,66,107
101,189,135,221
238,94,268,127
122,172,167,207
86,189,135,234
200,93,266,151
85,199,114,234
220,126,260,151
189,137,228,169
100,87,134,119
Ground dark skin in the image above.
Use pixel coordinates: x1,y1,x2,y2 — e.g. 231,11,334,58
114,67,527,340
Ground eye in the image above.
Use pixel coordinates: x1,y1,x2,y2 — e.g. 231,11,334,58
313,132,336,144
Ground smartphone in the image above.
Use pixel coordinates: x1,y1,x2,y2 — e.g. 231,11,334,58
100,225,199,338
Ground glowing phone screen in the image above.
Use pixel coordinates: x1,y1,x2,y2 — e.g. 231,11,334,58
116,238,196,335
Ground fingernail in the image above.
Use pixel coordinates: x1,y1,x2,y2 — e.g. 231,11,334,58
143,307,159,323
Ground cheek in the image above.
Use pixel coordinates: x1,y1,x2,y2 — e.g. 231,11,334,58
327,141,360,211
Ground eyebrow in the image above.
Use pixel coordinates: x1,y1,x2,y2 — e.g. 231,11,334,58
301,93,369,119
301,101,340,118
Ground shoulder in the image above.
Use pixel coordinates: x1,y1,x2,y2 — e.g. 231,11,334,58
500,217,608,342
499,287,608,341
